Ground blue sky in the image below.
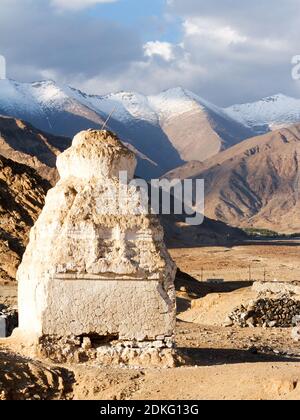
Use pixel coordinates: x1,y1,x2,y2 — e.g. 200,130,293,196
90,0,181,42
91,0,164,26
1,0,300,105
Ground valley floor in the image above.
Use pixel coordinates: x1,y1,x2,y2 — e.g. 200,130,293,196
170,239,300,283
1,242,300,400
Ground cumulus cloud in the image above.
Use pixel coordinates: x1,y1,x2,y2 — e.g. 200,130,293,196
0,0,142,83
162,0,300,104
144,41,176,62
143,41,187,64
0,0,300,104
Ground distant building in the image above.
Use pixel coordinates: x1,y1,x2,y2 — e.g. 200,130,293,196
0,55,6,79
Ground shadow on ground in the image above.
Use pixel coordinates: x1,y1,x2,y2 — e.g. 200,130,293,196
0,351,74,400
176,269,253,298
178,347,300,367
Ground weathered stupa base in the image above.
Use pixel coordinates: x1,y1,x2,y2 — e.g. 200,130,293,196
37,335,177,368
12,329,178,368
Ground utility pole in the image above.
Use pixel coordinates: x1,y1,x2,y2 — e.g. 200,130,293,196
101,107,117,131
0,55,6,80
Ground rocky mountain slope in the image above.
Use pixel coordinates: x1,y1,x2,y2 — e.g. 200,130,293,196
0,115,70,183
147,88,254,162
165,124,300,234
0,80,256,177
2,79,300,178
0,155,51,281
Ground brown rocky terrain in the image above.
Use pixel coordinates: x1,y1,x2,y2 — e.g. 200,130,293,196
1,328,300,400
1,126,300,400
0,115,71,184
0,155,51,281
1,242,300,400
165,124,300,234
158,104,254,162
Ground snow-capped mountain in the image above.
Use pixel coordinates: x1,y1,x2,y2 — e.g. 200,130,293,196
68,88,159,125
226,94,300,134
0,80,185,178
148,87,226,122
0,78,283,178
68,85,255,163
0,79,106,135
147,87,255,162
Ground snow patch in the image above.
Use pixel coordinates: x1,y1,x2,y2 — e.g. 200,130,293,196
225,94,300,132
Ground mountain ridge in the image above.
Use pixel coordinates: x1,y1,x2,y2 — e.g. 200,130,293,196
0,79,256,177
0,115,71,184
226,93,300,134
2,78,300,179
165,124,300,233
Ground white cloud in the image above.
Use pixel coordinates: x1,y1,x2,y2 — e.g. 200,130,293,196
51,0,118,11
76,56,207,96
143,41,176,62
1,0,300,105
183,18,247,46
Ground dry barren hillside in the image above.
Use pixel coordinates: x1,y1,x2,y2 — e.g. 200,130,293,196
149,88,254,162
0,155,51,281
0,115,71,184
166,124,300,234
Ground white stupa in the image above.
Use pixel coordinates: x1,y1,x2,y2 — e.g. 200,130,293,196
16,130,177,367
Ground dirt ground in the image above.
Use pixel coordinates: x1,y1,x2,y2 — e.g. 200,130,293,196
1,242,300,400
170,240,300,283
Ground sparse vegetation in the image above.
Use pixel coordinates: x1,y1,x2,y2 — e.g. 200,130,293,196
243,228,300,238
